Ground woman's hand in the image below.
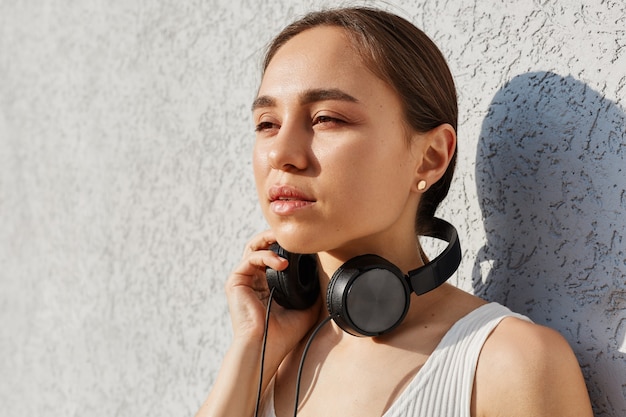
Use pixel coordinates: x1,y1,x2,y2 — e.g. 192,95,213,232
196,231,320,417
226,230,320,361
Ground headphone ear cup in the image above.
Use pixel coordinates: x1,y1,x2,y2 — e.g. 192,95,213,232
327,255,410,337
266,243,320,310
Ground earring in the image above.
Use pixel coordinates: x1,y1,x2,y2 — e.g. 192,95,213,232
417,180,427,191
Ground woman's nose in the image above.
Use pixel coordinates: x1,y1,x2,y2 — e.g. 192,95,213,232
267,122,310,171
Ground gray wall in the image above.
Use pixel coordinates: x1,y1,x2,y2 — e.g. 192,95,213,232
1,1,624,416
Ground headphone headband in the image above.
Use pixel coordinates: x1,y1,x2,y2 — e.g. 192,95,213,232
408,217,461,295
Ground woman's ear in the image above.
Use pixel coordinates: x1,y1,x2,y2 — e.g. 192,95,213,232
412,123,456,192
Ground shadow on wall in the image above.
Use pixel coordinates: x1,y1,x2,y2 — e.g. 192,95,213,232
474,72,626,417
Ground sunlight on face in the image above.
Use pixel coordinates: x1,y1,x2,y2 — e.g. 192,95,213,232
252,26,422,257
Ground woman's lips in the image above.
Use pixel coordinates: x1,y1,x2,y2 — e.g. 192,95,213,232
268,185,316,215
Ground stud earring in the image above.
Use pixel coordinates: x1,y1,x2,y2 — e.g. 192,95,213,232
417,180,427,191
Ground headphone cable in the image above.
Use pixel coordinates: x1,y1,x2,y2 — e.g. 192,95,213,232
254,286,276,417
292,315,333,417
252,287,333,417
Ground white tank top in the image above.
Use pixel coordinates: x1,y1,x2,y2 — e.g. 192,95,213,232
259,302,530,417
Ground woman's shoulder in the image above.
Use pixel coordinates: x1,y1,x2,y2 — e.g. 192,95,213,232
473,311,593,417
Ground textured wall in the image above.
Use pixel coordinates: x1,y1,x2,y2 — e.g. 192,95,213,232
0,1,624,416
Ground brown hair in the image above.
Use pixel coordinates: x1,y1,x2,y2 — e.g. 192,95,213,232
261,7,458,234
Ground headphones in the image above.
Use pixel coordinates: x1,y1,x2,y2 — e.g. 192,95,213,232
266,217,461,337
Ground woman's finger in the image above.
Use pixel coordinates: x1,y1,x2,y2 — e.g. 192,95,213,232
242,230,276,256
229,249,288,284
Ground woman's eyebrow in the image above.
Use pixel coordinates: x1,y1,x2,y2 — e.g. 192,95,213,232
300,88,359,105
251,95,276,111
251,88,359,111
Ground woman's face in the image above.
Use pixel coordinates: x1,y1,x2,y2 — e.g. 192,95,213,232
252,26,423,258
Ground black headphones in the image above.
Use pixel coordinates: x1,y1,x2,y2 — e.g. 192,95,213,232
266,217,461,337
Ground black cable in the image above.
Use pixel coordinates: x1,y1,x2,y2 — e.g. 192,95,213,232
292,315,333,417
254,286,276,417
252,287,333,417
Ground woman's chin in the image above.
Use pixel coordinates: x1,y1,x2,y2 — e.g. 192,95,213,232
269,229,319,254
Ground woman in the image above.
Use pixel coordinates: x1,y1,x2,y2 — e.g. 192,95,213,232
197,7,593,417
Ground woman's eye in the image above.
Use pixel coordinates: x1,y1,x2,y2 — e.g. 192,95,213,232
255,121,278,132
313,115,344,126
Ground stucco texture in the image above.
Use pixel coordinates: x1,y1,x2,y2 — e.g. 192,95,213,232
1,0,624,416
